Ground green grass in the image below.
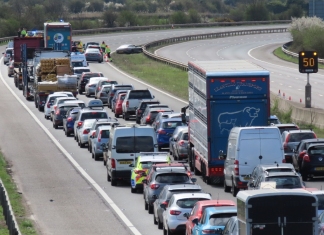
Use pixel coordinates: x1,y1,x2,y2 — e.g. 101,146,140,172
0,151,38,235
112,53,188,100
273,47,324,69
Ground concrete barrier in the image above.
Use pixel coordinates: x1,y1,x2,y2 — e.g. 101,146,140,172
271,92,324,128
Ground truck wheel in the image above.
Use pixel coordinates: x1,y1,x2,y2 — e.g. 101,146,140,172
224,179,231,192
231,179,239,197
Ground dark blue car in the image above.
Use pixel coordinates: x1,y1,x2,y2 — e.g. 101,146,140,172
63,107,81,136
156,118,187,151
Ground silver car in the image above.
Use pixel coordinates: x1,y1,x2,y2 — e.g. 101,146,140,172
50,97,77,121
96,85,111,103
76,119,97,148
173,129,189,160
169,126,187,156
90,126,111,161
162,193,211,234
84,77,107,97
8,59,14,77
3,47,13,64
84,48,103,63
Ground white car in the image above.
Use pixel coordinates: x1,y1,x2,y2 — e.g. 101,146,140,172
162,193,211,234
44,93,68,120
84,77,108,97
76,119,97,148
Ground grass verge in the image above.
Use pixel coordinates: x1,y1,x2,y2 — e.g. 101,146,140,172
112,53,188,100
0,151,37,235
273,47,324,69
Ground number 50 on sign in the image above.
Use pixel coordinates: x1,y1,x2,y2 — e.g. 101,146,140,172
299,51,318,73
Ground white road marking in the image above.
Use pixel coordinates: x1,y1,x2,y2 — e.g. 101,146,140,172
0,58,142,235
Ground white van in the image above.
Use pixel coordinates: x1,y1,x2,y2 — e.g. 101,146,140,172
106,123,158,186
71,53,87,67
222,126,284,196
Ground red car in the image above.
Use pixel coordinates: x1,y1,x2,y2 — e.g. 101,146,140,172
185,200,236,235
114,93,126,118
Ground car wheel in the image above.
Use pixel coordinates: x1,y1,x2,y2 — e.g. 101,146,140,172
131,187,136,194
85,92,89,97
153,213,158,225
80,142,85,148
92,153,94,159
163,224,167,235
78,90,82,95
148,204,153,214
231,178,239,197
157,216,163,229
302,173,308,181
115,113,119,118
103,159,106,166
124,112,130,121
107,171,111,182
89,146,92,153
94,153,99,161
144,200,148,210
53,122,58,129
224,179,231,193
66,130,70,137
158,146,162,151
111,178,117,186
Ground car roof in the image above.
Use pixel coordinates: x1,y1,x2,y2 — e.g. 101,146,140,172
307,143,324,149
283,129,314,133
266,171,299,177
55,97,76,102
195,199,236,207
154,168,189,175
83,119,97,123
138,155,169,162
161,118,182,122
73,67,89,70
97,125,112,130
171,193,211,200
48,93,68,98
300,138,324,143
275,124,298,127
258,163,295,169
165,184,202,191
58,103,79,108
204,206,237,215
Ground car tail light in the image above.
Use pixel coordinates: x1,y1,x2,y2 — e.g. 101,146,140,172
98,130,102,142
55,110,60,115
146,116,150,122
170,210,181,215
158,130,166,135
126,101,129,108
150,184,160,189
303,154,310,162
47,103,50,108
234,160,239,175
111,158,116,168
299,151,306,159
67,117,73,122
202,229,217,234
178,140,185,146
83,129,90,134
77,121,83,127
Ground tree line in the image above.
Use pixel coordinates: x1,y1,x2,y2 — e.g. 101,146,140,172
0,0,309,37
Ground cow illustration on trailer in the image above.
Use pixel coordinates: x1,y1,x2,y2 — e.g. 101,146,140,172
218,107,260,134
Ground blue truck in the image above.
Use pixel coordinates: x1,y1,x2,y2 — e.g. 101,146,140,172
44,22,72,51
186,60,270,185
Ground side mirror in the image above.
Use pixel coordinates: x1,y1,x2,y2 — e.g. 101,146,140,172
183,213,189,219
191,178,197,183
89,135,93,139
192,218,199,225
129,163,134,167
160,203,166,209
249,181,255,187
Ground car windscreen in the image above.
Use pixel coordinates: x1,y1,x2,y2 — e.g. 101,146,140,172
72,62,83,67
115,136,154,153
209,213,237,226
59,106,78,115
183,133,189,141
141,161,168,169
100,130,110,138
75,69,90,74
162,121,186,129
102,87,111,92
155,173,189,184
176,197,207,208
265,168,293,173
102,81,117,85
167,190,202,200
114,86,132,90
140,102,160,110
83,120,96,128
129,90,152,99
288,133,316,142
80,112,108,121
266,176,302,188
49,96,66,104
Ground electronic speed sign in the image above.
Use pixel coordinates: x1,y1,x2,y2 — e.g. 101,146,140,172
299,51,318,73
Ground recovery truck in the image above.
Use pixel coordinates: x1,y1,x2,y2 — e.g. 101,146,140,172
13,37,44,92
186,60,270,185
30,49,77,111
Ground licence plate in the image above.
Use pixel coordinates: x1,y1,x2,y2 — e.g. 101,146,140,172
119,161,132,164
315,167,324,171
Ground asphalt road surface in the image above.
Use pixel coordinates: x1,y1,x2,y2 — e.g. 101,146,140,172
1,24,323,235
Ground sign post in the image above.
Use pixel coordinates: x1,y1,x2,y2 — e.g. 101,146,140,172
299,51,318,108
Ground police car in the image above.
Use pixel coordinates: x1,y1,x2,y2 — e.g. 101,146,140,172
130,152,171,193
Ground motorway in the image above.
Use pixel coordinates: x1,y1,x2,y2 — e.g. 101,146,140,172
0,24,324,235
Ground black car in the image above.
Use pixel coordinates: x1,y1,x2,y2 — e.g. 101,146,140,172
153,184,203,229
53,103,79,129
135,101,161,124
292,138,324,171
116,44,143,54
300,143,324,181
